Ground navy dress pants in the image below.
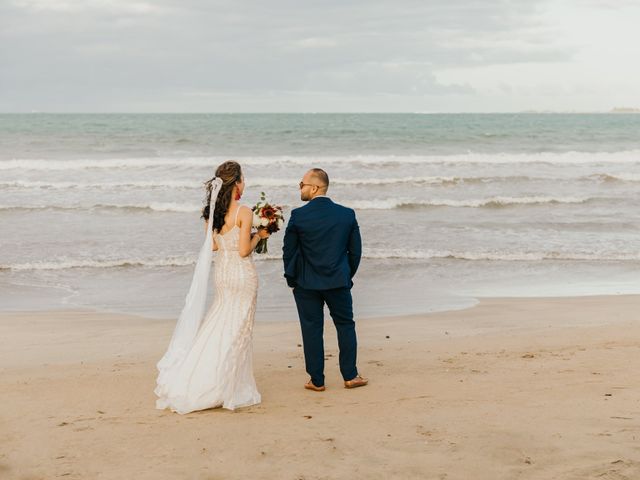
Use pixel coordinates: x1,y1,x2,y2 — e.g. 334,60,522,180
293,285,358,387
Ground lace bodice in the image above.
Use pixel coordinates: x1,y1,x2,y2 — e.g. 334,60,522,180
214,225,240,252
213,206,250,254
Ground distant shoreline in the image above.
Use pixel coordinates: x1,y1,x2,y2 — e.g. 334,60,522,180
1,110,640,115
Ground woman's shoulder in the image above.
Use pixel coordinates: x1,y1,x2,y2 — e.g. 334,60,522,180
237,204,253,215
235,204,253,224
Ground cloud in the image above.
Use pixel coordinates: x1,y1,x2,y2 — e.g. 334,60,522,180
9,0,170,15
0,0,637,111
292,37,339,49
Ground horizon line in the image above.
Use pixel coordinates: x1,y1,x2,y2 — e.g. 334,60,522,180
1,110,638,115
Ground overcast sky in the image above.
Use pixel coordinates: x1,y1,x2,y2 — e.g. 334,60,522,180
1,0,639,112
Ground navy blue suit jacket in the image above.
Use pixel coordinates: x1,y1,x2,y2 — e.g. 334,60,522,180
283,197,362,290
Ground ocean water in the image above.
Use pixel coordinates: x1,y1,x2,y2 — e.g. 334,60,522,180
1,113,639,320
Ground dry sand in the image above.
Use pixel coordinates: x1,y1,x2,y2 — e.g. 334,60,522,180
1,296,639,479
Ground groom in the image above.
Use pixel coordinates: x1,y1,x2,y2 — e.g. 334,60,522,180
283,168,368,391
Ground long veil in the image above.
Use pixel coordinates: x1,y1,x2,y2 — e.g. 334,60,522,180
156,177,223,376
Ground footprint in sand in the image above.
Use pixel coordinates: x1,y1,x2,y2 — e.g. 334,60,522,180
416,425,441,443
567,459,640,479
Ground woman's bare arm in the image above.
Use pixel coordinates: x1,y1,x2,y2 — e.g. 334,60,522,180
237,206,269,257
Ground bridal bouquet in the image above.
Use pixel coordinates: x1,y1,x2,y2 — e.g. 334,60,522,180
252,192,284,254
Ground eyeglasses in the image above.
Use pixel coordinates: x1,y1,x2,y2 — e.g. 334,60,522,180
299,182,318,189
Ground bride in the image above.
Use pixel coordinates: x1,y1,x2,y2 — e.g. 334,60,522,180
155,160,270,414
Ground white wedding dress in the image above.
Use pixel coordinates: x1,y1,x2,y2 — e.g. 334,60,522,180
155,206,261,414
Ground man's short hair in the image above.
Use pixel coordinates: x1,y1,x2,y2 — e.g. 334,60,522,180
310,168,329,188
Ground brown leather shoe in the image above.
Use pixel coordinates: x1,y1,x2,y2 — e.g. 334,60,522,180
344,375,368,389
304,380,326,392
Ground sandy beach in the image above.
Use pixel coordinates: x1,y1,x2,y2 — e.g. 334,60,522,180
1,296,639,480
